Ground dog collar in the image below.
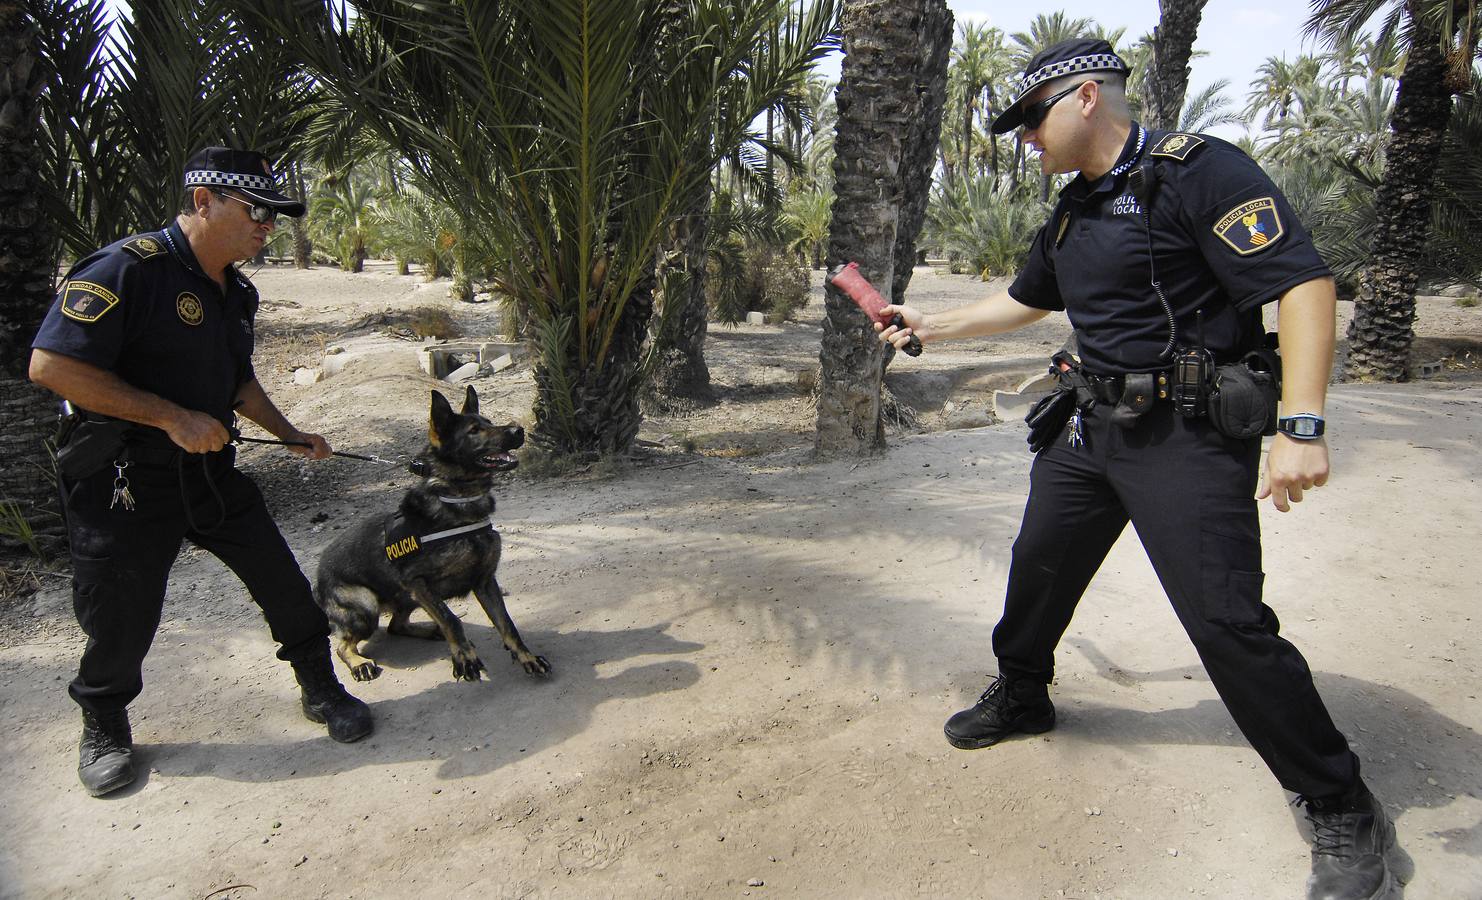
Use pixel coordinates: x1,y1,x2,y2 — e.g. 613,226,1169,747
436,491,495,505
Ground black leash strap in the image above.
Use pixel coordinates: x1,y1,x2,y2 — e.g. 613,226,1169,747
228,428,398,464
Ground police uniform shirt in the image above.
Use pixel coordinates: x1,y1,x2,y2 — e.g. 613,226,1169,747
1009,124,1330,375
32,221,259,428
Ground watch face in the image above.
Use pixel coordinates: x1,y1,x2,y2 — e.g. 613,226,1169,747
1293,419,1317,436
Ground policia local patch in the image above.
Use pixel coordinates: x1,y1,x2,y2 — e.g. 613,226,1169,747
1214,197,1284,255
60,281,121,323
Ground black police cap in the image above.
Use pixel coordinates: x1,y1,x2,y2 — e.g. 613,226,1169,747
183,147,306,218
990,38,1131,135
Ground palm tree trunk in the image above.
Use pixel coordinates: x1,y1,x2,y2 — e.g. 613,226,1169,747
894,8,952,307
816,0,952,456
1145,0,1209,131
646,185,714,410
0,3,64,547
1345,23,1454,382
290,160,312,268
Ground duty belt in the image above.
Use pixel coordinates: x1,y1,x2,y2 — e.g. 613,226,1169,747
1077,371,1172,406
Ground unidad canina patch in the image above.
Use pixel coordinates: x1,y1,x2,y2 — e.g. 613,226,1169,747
1213,197,1284,256
60,281,121,323
176,291,204,326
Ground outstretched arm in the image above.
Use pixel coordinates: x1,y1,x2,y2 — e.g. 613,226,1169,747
876,289,1050,351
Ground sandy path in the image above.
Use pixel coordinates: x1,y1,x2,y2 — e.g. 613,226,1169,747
2,265,1479,898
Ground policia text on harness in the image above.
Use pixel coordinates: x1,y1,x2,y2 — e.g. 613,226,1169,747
1022,133,1281,452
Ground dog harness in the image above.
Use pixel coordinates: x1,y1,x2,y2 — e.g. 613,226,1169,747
383,512,496,565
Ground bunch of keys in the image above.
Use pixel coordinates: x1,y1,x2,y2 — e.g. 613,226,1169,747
110,460,135,511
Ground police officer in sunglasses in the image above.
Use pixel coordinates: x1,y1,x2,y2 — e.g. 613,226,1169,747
29,147,374,798
876,39,1393,899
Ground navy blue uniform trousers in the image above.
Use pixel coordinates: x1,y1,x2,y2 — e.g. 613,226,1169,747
994,399,1359,798
61,446,330,715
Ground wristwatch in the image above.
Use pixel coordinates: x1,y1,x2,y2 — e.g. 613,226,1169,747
1277,414,1325,440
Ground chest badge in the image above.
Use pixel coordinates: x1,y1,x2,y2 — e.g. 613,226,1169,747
1213,197,1284,255
1055,213,1071,247
177,292,204,326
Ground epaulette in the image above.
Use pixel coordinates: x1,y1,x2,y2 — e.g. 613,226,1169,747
120,233,169,261
1149,132,1204,162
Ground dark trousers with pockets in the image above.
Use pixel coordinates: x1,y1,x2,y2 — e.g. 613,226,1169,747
993,400,1359,798
62,445,329,716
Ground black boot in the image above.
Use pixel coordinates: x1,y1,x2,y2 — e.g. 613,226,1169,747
291,653,373,743
78,708,135,797
944,675,1055,750
1302,782,1395,900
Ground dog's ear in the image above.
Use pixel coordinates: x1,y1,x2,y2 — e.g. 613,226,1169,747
462,385,479,416
429,390,455,447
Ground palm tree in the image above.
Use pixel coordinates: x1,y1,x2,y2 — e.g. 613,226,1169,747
1244,54,1322,133
815,0,952,455
646,0,839,410
0,1,62,542
1178,79,1245,133
1307,0,1478,381
1144,0,1210,130
242,0,839,455
309,174,378,274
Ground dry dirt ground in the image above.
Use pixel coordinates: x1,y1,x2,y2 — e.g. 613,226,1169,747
2,263,1480,899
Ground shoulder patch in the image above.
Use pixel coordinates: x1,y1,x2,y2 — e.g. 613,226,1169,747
121,235,167,260
1150,133,1204,162
1213,197,1285,255
59,280,122,323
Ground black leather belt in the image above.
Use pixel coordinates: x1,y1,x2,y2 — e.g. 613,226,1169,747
1079,371,1173,405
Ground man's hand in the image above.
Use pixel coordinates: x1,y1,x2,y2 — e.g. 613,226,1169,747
1258,435,1330,512
286,430,331,460
876,304,926,351
164,409,232,454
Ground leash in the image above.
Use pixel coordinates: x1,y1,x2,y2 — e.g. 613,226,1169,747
228,427,401,465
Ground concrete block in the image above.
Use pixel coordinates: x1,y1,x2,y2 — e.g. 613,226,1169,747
486,353,514,374
417,347,438,376
745,311,770,325
293,367,322,385
1415,359,1444,379
447,361,481,383
322,353,354,376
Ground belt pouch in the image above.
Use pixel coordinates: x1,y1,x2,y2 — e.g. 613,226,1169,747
1208,352,1279,439
1110,373,1155,428
55,419,128,480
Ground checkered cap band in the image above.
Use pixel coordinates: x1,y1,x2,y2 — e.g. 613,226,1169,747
184,169,279,191
1018,53,1128,97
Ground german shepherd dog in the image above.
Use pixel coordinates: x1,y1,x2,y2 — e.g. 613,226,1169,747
314,386,550,682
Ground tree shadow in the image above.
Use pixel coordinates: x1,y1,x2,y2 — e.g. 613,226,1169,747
143,623,701,784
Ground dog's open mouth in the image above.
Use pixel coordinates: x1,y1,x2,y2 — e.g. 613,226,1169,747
480,451,519,471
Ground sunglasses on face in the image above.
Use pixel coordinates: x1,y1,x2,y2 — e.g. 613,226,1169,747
213,190,278,224
1021,79,1104,131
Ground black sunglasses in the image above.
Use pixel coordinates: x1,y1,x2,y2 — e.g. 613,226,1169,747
1021,79,1104,131
213,190,279,224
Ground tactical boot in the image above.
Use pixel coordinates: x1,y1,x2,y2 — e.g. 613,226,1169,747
1302,782,1395,900
78,708,135,797
944,675,1055,750
291,654,373,743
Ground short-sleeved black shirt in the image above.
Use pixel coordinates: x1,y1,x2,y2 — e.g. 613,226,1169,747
32,221,260,428
1009,124,1330,374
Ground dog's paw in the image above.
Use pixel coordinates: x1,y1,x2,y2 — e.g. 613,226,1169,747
351,662,383,682
452,655,487,682
513,651,552,676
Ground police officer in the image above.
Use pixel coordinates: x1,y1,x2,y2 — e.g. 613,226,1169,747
877,41,1392,900
30,147,373,798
